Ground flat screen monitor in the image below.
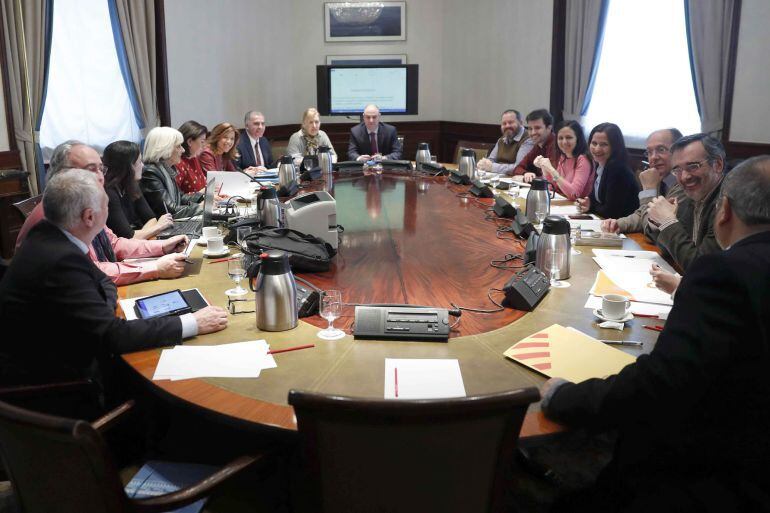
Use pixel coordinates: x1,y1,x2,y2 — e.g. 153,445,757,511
317,64,418,116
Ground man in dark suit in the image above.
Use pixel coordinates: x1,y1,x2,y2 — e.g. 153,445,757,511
540,155,770,511
235,110,274,170
347,104,403,161
0,169,228,388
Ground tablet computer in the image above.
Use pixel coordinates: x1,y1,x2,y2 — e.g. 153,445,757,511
134,289,192,320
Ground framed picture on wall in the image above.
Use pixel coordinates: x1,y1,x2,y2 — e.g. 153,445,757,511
324,2,406,42
326,54,407,65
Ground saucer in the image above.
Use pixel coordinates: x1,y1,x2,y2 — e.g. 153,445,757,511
196,237,207,246
593,309,633,323
202,247,230,258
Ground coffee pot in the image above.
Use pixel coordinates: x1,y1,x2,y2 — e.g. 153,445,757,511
415,142,431,171
536,215,571,281
254,250,298,332
278,155,297,189
317,145,333,175
257,186,282,228
458,148,477,181
525,178,556,222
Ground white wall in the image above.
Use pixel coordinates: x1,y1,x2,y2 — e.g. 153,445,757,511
441,0,552,123
165,0,444,128
0,63,9,151
729,0,770,144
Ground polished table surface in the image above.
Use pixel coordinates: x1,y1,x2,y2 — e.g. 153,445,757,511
121,171,663,438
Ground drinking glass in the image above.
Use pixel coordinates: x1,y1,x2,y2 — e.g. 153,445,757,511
318,290,345,340
489,173,500,189
535,210,547,225
570,224,582,255
549,251,569,288
225,253,248,296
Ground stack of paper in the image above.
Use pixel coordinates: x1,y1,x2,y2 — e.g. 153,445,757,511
504,324,636,382
153,340,276,381
384,358,466,399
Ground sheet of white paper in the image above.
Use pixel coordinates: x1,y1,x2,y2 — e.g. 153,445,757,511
568,218,604,232
207,170,253,198
184,239,199,257
601,268,673,306
384,359,466,399
584,295,672,318
592,249,677,274
153,340,274,381
550,204,580,216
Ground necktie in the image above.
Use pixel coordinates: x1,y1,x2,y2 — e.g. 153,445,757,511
660,180,668,197
93,229,116,262
254,141,262,167
369,132,378,154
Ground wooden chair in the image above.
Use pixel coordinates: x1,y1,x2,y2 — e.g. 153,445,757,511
270,140,290,162
289,387,540,513
0,399,262,513
454,140,495,164
11,194,42,220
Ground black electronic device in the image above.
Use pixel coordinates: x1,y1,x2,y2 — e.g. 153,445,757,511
502,267,550,312
297,283,320,318
133,288,208,320
419,161,448,175
379,159,413,171
525,232,539,264
495,181,510,190
511,210,536,239
277,181,299,198
470,179,494,198
334,161,364,173
354,305,450,341
449,169,471,185
493,197,517,218
317,64,419,116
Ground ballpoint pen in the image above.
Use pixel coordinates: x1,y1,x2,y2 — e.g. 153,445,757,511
267,344,315,355
643,324,665,332
600,340,643,347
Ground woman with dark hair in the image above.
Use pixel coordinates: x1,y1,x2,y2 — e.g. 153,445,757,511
577,122,640,219
175,120,208,194
199,122,239,172
103,140,174,239
533,120,594,200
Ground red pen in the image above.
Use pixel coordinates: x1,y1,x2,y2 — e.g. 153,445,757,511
634,313,659,318
267,344,315,355
644,325,664,332
207,257,239,264
395,367,399,398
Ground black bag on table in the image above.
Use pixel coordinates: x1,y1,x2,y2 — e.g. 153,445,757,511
242,227,336,275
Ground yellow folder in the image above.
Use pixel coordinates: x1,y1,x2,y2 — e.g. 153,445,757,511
504,324,636,383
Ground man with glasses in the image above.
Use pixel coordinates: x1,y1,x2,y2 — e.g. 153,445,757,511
16,141,189,286
646,133,725,270
601,128,685,234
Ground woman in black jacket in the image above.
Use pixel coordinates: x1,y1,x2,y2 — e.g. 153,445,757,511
103,140,173,239
577,123,640,219
140,127,203,219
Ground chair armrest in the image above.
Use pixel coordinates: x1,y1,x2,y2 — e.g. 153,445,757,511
91,400,135,433
0,379,95,400
130,454,262,513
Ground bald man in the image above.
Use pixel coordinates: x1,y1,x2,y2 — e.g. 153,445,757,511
347,104,403,161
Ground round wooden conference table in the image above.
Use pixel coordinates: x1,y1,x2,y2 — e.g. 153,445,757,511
121,169,662,439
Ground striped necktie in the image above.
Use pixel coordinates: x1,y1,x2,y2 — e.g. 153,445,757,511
93,229,116,262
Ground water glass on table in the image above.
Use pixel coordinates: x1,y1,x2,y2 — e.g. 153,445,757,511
318,289,345,340
225,253,248,297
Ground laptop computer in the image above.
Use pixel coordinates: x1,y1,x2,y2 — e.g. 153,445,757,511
156,177,218,239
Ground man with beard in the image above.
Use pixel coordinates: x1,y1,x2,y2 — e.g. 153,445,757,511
476,109,534,175
511,109,559,182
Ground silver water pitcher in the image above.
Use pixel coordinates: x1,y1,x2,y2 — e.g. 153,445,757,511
257,186,282,228
317,145,333,175
536,216,571,280
278,155,297,189
255,251,298,332
525,178,555,222
458,149,477,181
415,142,431,171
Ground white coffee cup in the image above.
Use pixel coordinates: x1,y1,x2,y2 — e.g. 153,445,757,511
206,235,225,253
602,294,631,320
202,226,221,240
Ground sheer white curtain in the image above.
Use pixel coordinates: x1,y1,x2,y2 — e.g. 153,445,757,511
582,0,701,147
39,0,141,156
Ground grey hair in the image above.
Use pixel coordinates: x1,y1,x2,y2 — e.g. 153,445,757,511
47,139,86,180
670,133,726,165
43,168,104,230
502,109,522,122
720,155,770,226
142,127,183,163
244,110,264,125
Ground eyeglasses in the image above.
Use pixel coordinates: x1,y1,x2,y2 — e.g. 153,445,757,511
643,146,670,158
84,163,108,174
672,159,709,176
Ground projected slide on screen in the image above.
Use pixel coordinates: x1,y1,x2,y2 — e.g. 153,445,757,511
330,67,407,114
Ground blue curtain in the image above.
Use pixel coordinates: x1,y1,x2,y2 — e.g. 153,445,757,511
579,0,611,116
107,0,145,131
683,1,701,116
34,0,55,191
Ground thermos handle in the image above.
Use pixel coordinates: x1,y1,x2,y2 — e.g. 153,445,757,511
548,181,556,199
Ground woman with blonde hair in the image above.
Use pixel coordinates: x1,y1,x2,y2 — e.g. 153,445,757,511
200,122,239,172
287,107,337,165
140,126,203,219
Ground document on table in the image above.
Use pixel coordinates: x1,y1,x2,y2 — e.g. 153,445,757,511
568,217,603,232
590,269,673,306
550,204,580,216
384,358,466,399
153,340,276,381
592,249,676,273
583,295,672,318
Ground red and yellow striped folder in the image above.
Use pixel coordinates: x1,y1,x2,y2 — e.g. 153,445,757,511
504,324,636,383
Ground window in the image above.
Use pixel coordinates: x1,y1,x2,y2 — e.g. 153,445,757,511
39,0,141,156
582,0,701,147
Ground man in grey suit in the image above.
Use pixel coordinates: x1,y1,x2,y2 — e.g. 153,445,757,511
347,104,403,161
